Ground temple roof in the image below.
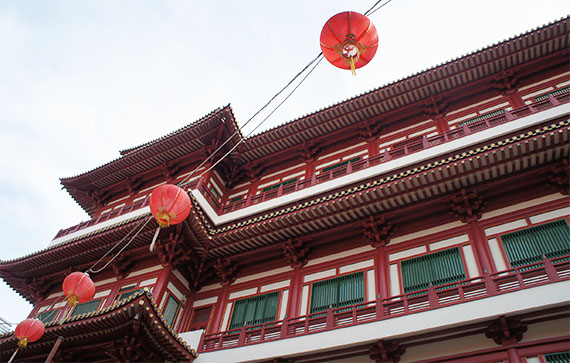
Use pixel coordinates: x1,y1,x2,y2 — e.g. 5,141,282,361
0,290,197,362
59,17,569,215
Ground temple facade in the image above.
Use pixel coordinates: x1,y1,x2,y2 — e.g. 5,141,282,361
1,17,569,363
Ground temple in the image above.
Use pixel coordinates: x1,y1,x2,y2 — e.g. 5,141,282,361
1,17,569,363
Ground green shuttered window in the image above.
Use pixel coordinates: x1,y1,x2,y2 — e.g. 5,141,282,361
229,291,280,330
310,272,364,314
401,247,466,294
544,351,570,363
117,288,144,302
71,299,102,318
501,219,570,268
163,295,180,327
37,310,58,324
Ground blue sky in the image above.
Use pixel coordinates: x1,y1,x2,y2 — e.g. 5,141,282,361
0,0,568,328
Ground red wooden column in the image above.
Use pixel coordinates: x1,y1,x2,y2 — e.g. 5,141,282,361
102,282,122,309
469,221,496,274
153,267,171,306
286,268,303,318
209,285,229,333
375,247,389,300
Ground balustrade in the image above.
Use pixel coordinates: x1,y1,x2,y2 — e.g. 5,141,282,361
199,255,570,352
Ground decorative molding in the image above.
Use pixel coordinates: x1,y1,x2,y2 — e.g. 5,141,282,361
282,239,310,269
298,141,320,163
493,70,519,95
485,316,527,345
423,95,448,119
110,253,133,280
369,340,405,363
359,119,383,141
213,258,237,286
362,215,394,248
154,232,192,270
450,188,485,223
25,277,54,301
547,158,569,195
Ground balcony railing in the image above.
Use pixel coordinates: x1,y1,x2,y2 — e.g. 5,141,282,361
198,255,570,352
218,92,569,214
55,92,568,239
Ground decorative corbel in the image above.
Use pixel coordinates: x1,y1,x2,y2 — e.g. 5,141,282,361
493,70,519,95
110,253,133,280
213,258,237,286
282,239,310,269
298,141,320,163
485,316,527,345
369,340,405,363
450,188,485,223
124,176,142,196
154,231,192,270
25,277,54,301
359,119,383,141
362,215,394,248
423,95,448,119
547,159,569,195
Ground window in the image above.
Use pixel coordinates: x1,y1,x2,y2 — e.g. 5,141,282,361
189,306,212,331
534,86,569,101
321,157,361,173
163,295,180,327
116,288,144,302
544,351,570,362
262,178,298,193
229,291,279,330
401,247,466,294
457,109,504,127
71,299,102,318
37,310,58,324
230,196,243,203
501,219,570,268
210,186,220,199
310,272,364,314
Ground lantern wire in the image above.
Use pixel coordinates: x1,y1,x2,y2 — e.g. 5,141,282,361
80,0,392,278
365,0,391,16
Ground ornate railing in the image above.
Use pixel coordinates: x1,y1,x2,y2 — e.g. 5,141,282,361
218,92,569,214
55,92,568,239
198,255,570,352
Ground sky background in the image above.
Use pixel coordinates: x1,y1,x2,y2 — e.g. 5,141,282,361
0,0,568,328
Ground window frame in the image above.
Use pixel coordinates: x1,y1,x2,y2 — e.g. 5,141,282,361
228,291,281,330
70,298,103,318
309,271,365,314
37,309,59,324
499,219,570,269
399,247,467,295
162,294,181,328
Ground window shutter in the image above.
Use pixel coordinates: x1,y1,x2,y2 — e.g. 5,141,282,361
544,351,570,363
37,310,58,324
117,288,144,302
401,247,466,294
310,272,364,313
229,291,280,330
163,296,180,326
71,299,102,318
502,220,570,268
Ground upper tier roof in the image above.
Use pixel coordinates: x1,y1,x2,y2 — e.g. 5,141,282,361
60,16,569,215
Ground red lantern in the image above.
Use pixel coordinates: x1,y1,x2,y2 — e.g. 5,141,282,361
62,272,95,307
320,11,378,75
15,318,45,347
149,184,192,228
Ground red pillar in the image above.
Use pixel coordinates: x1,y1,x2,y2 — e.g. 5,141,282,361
507,348,522,363
209,285,229,333
102,282,121,309
375,247,389,299
153,267,171,306
286,268,303,318
469,222,496,274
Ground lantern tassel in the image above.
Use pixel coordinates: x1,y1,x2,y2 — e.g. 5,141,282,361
149,227,161,252
350,58,356,76
8,348,19,363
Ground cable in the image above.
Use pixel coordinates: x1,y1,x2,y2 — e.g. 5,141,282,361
177,51,324,187
83,0,392,277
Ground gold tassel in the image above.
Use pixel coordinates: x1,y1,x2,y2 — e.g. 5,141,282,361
350,57,356,76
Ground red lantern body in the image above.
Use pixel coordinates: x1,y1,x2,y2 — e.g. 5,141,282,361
15,318,45,347
320,11,378,74
62,272,95,307
149,184,192,228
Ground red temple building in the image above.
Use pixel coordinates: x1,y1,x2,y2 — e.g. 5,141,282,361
1,17,569,363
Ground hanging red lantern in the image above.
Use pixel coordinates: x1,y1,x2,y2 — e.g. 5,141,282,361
149,184,192,228
62,272,96,307
15,318,45,347
320,11,378,75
